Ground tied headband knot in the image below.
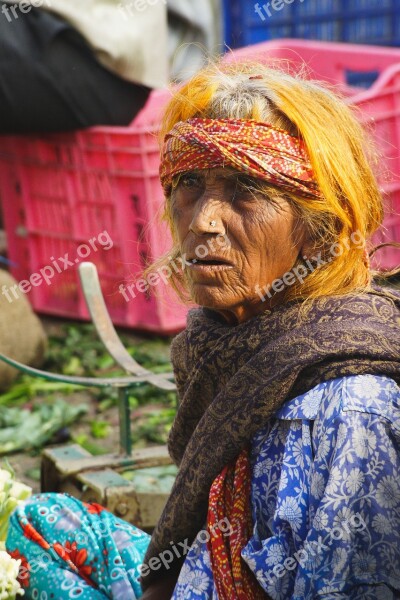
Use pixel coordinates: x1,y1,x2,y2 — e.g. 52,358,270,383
160,118,322,199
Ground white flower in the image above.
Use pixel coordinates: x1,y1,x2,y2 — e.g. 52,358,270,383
8,483,30,504
316,436,331,460
253,459,273,479
0,467,32,542
372,514,392,535
345,468,365,494
352,426,376,459
310,472,325,499
265,543,285,567
278,497,303,532
0,550,24,599
301,389,322,418
0,473,11,488
332,508,354,540
352,375,382,401
376,476,400,509
265,573,290,600
313,510,328,531
0,470,30,503
352,551,376,577
188,569,210,594
291,440,304,468
326,466,342,493
336,423,349,448
177,563,194,586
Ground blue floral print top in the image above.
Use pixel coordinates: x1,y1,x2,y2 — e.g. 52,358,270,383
171,374,400,600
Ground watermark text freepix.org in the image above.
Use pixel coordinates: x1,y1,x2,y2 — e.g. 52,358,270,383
118,0,166,20
255,0,305,21
255,230,366,302
1,0,52,23
1,231,114,303
119,232,231,303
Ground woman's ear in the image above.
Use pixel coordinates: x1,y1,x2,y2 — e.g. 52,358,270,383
297,225,317,260
300,236,317,260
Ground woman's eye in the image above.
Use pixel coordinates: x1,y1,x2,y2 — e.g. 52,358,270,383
231,175,262,202
178,173,203,190
235,175,260,192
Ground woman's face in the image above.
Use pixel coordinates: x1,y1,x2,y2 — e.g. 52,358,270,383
171,168,309,324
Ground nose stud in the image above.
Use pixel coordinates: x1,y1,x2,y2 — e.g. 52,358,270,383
210,220,217,227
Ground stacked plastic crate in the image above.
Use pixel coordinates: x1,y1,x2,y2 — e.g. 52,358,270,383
0,90,190,334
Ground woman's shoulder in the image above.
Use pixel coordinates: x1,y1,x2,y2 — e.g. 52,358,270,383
276,374,400,427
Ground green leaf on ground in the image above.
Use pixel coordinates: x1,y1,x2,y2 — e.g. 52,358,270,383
90,420,110,439
71,434,108,456
0,400,87,454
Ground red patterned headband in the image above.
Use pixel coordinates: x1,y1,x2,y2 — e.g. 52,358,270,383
160,118,322,199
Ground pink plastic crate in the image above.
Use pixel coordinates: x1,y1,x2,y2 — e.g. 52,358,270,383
0,89,189,334
226,39,400,270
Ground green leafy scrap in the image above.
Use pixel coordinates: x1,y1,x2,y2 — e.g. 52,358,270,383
71,434,108,456
0,377,84,407
132,408,176,446
90,420,110,439
0,400,87,454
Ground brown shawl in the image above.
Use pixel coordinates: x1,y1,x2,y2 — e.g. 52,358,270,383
141,284,400,591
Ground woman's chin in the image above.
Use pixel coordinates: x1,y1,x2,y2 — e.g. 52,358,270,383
190,285,235,312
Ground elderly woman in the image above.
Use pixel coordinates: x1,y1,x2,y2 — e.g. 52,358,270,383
6,61,400,600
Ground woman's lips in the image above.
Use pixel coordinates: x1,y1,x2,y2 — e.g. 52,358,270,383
188,262,234,272
187,257,234,273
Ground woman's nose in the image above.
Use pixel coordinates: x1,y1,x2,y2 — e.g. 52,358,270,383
189,197,226,237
